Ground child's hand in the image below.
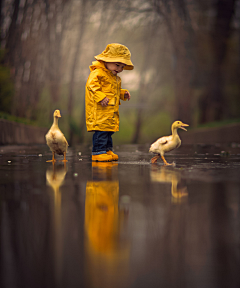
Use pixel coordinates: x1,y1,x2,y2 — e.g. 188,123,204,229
100,97,109,107
124,91,131,101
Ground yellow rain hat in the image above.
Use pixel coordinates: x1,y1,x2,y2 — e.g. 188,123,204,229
94,43,134,70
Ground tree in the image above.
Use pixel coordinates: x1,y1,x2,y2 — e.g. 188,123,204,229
0,49,14,113
45,0,71,118
67,0,88,145
131,19,159,143
151,0,195,125
199,0,237,123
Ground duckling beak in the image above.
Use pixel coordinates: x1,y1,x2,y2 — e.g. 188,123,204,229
180,123,189,131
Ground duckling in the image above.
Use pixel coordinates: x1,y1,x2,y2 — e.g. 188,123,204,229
149,120,189,165
46,109,69,163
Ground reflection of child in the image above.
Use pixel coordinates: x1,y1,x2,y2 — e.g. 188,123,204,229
85,43,134,162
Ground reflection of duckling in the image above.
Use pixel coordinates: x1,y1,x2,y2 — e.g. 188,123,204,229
171,178,188,203
46,163,67,195
46,163,67,286
46,109,69,163
149,121,189,165
150,166,188,202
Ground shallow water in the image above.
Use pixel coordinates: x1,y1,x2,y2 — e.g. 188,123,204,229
0,144,240,288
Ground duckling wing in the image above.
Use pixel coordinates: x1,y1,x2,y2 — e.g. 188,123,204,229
55,130,68,150
62,134,69,146
150,135,170,154
158,136,169,145
161,135,181,153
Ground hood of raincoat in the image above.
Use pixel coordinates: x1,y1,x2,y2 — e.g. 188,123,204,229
94,43,134,70
89,60,109,72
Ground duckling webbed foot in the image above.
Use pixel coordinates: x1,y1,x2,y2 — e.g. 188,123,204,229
161,155,172,166
47,152,57,163
60,152,68,163
151,155,160,163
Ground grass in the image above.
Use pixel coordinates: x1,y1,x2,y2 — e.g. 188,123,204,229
112,110,135,144
0,111,39,126
197,118,240,129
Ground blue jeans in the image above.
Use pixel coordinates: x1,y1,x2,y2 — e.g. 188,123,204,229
92,131,114,155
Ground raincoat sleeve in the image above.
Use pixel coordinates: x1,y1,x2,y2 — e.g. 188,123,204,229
87,70,107,103
120,89,129,101
118,76,129,101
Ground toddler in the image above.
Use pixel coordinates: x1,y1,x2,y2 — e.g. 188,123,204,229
85,43,134,161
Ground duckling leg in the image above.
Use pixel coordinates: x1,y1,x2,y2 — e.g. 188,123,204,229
61,152,68,163
161,155,171,166
151,155,160,163
47,152,57,163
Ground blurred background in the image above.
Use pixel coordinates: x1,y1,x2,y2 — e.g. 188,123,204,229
0,0,240,145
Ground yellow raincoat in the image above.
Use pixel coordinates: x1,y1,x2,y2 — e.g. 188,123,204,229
85,60,129,132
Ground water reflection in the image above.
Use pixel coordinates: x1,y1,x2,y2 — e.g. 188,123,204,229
46,163,67,287
84,162,129,288
46,163,67,196
0,144,240,287
150,165,188,203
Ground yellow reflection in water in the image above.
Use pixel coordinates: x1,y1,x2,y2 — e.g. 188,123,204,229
150,165,188,203
84,162,129,288
46,163,67,286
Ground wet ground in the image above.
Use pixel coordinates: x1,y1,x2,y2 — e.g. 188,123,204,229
0,143,240,288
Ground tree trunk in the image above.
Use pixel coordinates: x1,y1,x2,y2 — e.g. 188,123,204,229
5,0,20,66
131,20,158,143
131,82,145,143
0,0,3,45
199,0,236,123
153,0,195,125
174,46,193,124
68,0,87,145
46,0,70,119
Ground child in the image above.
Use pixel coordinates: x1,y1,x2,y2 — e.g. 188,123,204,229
85,43,134,161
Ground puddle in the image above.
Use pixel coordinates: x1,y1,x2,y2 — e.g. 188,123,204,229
0,144,240,288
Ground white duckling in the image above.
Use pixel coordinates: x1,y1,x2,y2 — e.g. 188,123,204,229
149,120,189,165
46,109,69,163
